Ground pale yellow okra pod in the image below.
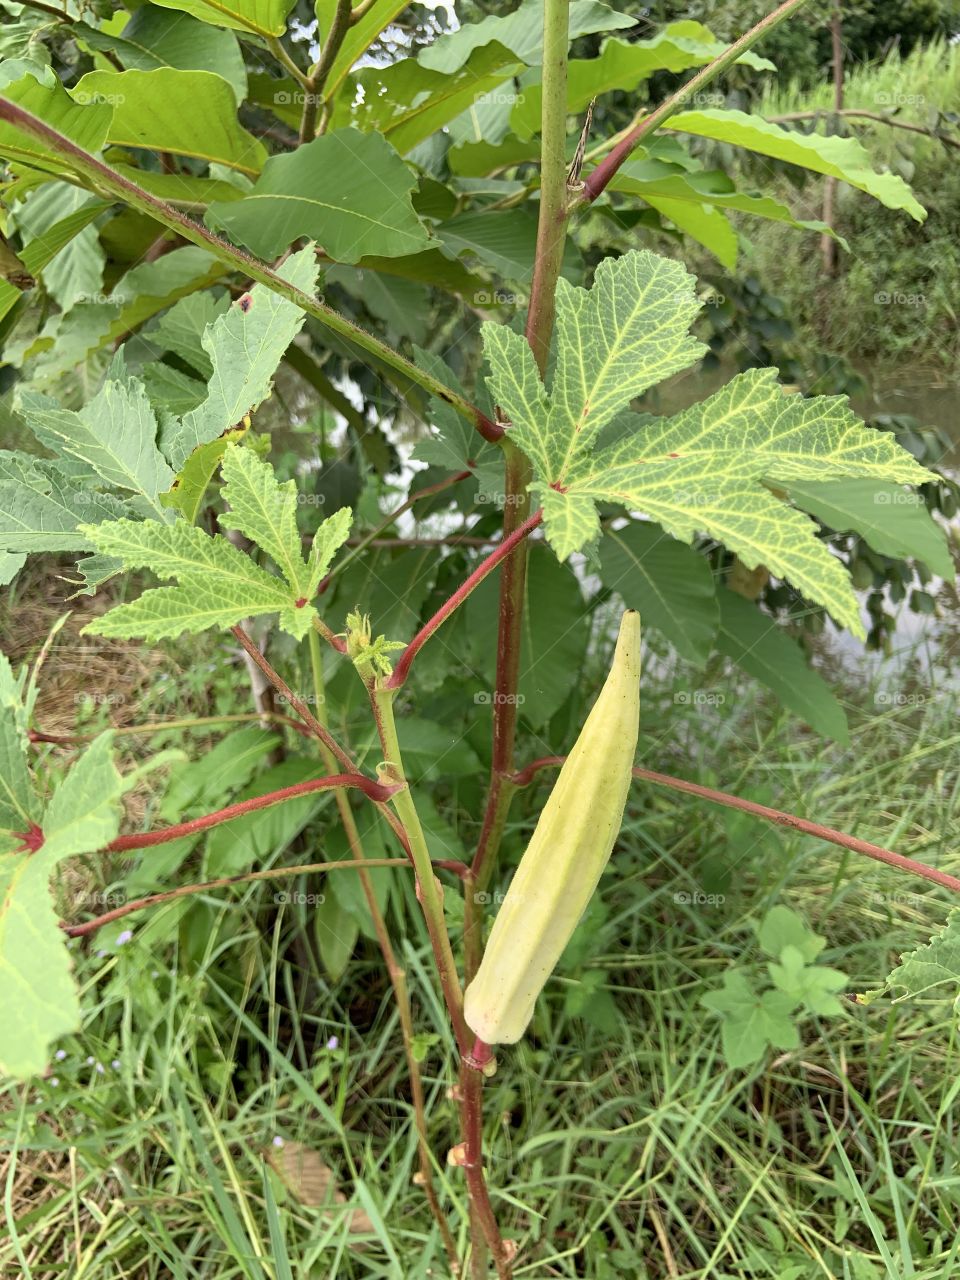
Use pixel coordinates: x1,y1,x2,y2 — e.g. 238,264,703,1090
464,610,641,1045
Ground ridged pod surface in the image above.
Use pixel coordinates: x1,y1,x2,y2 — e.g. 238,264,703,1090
464,611,641,1044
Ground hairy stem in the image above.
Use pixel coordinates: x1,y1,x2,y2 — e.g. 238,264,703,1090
0,97,502,445
308,633,459,1266
524,0,572,369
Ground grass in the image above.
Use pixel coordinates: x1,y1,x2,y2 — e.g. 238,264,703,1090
4,602,960,1279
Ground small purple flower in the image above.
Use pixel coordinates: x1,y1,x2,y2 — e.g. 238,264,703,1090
55,1049,67,1061
117,930,133,946
49,1077,59,1087
272,1136,284,1148
326,1035,339,1051
111,1059,121,1070
85,1056,95,1066
95,1062,105,1074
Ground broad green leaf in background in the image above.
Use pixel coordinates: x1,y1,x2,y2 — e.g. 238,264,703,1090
512,22,775,138
662,109,926,222
484,251,934,635
419,0,633,73
112,6,247,104
337,45,523,156
325,818,393,943
325,266,429,345
145,0,295,38
14,245,225,380
466,545,590,726
0,450,130,554
314,892,359,982
19,370,174,517
219,443,352,599
410,346,500,481
715,590,849,742
160,245,318,470
436,207,581,283
149,290,229,378
79,518,312,640
207,130,431,263
71,69,266,176
0,71,112,174
395,716,482,782
599,522,719,667
788,479,954,580
608,164,835,267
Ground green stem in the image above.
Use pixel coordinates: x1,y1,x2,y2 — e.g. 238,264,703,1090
524,0,572,369
0,97,502,445
267,35,309,88
307,633,459,1268
369,682,472,1055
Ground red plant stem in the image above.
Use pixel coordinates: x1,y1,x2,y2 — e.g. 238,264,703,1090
386,510,544,690
458,1067,512,1279
231,626,355,768
61,858,411,938
580,0,807,204
509,757,960,895
106,774,399,852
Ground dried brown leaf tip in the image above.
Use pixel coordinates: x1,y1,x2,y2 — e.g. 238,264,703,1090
265,1139,375,1234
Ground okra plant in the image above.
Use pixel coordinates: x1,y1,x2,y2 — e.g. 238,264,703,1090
1,0,958,1275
